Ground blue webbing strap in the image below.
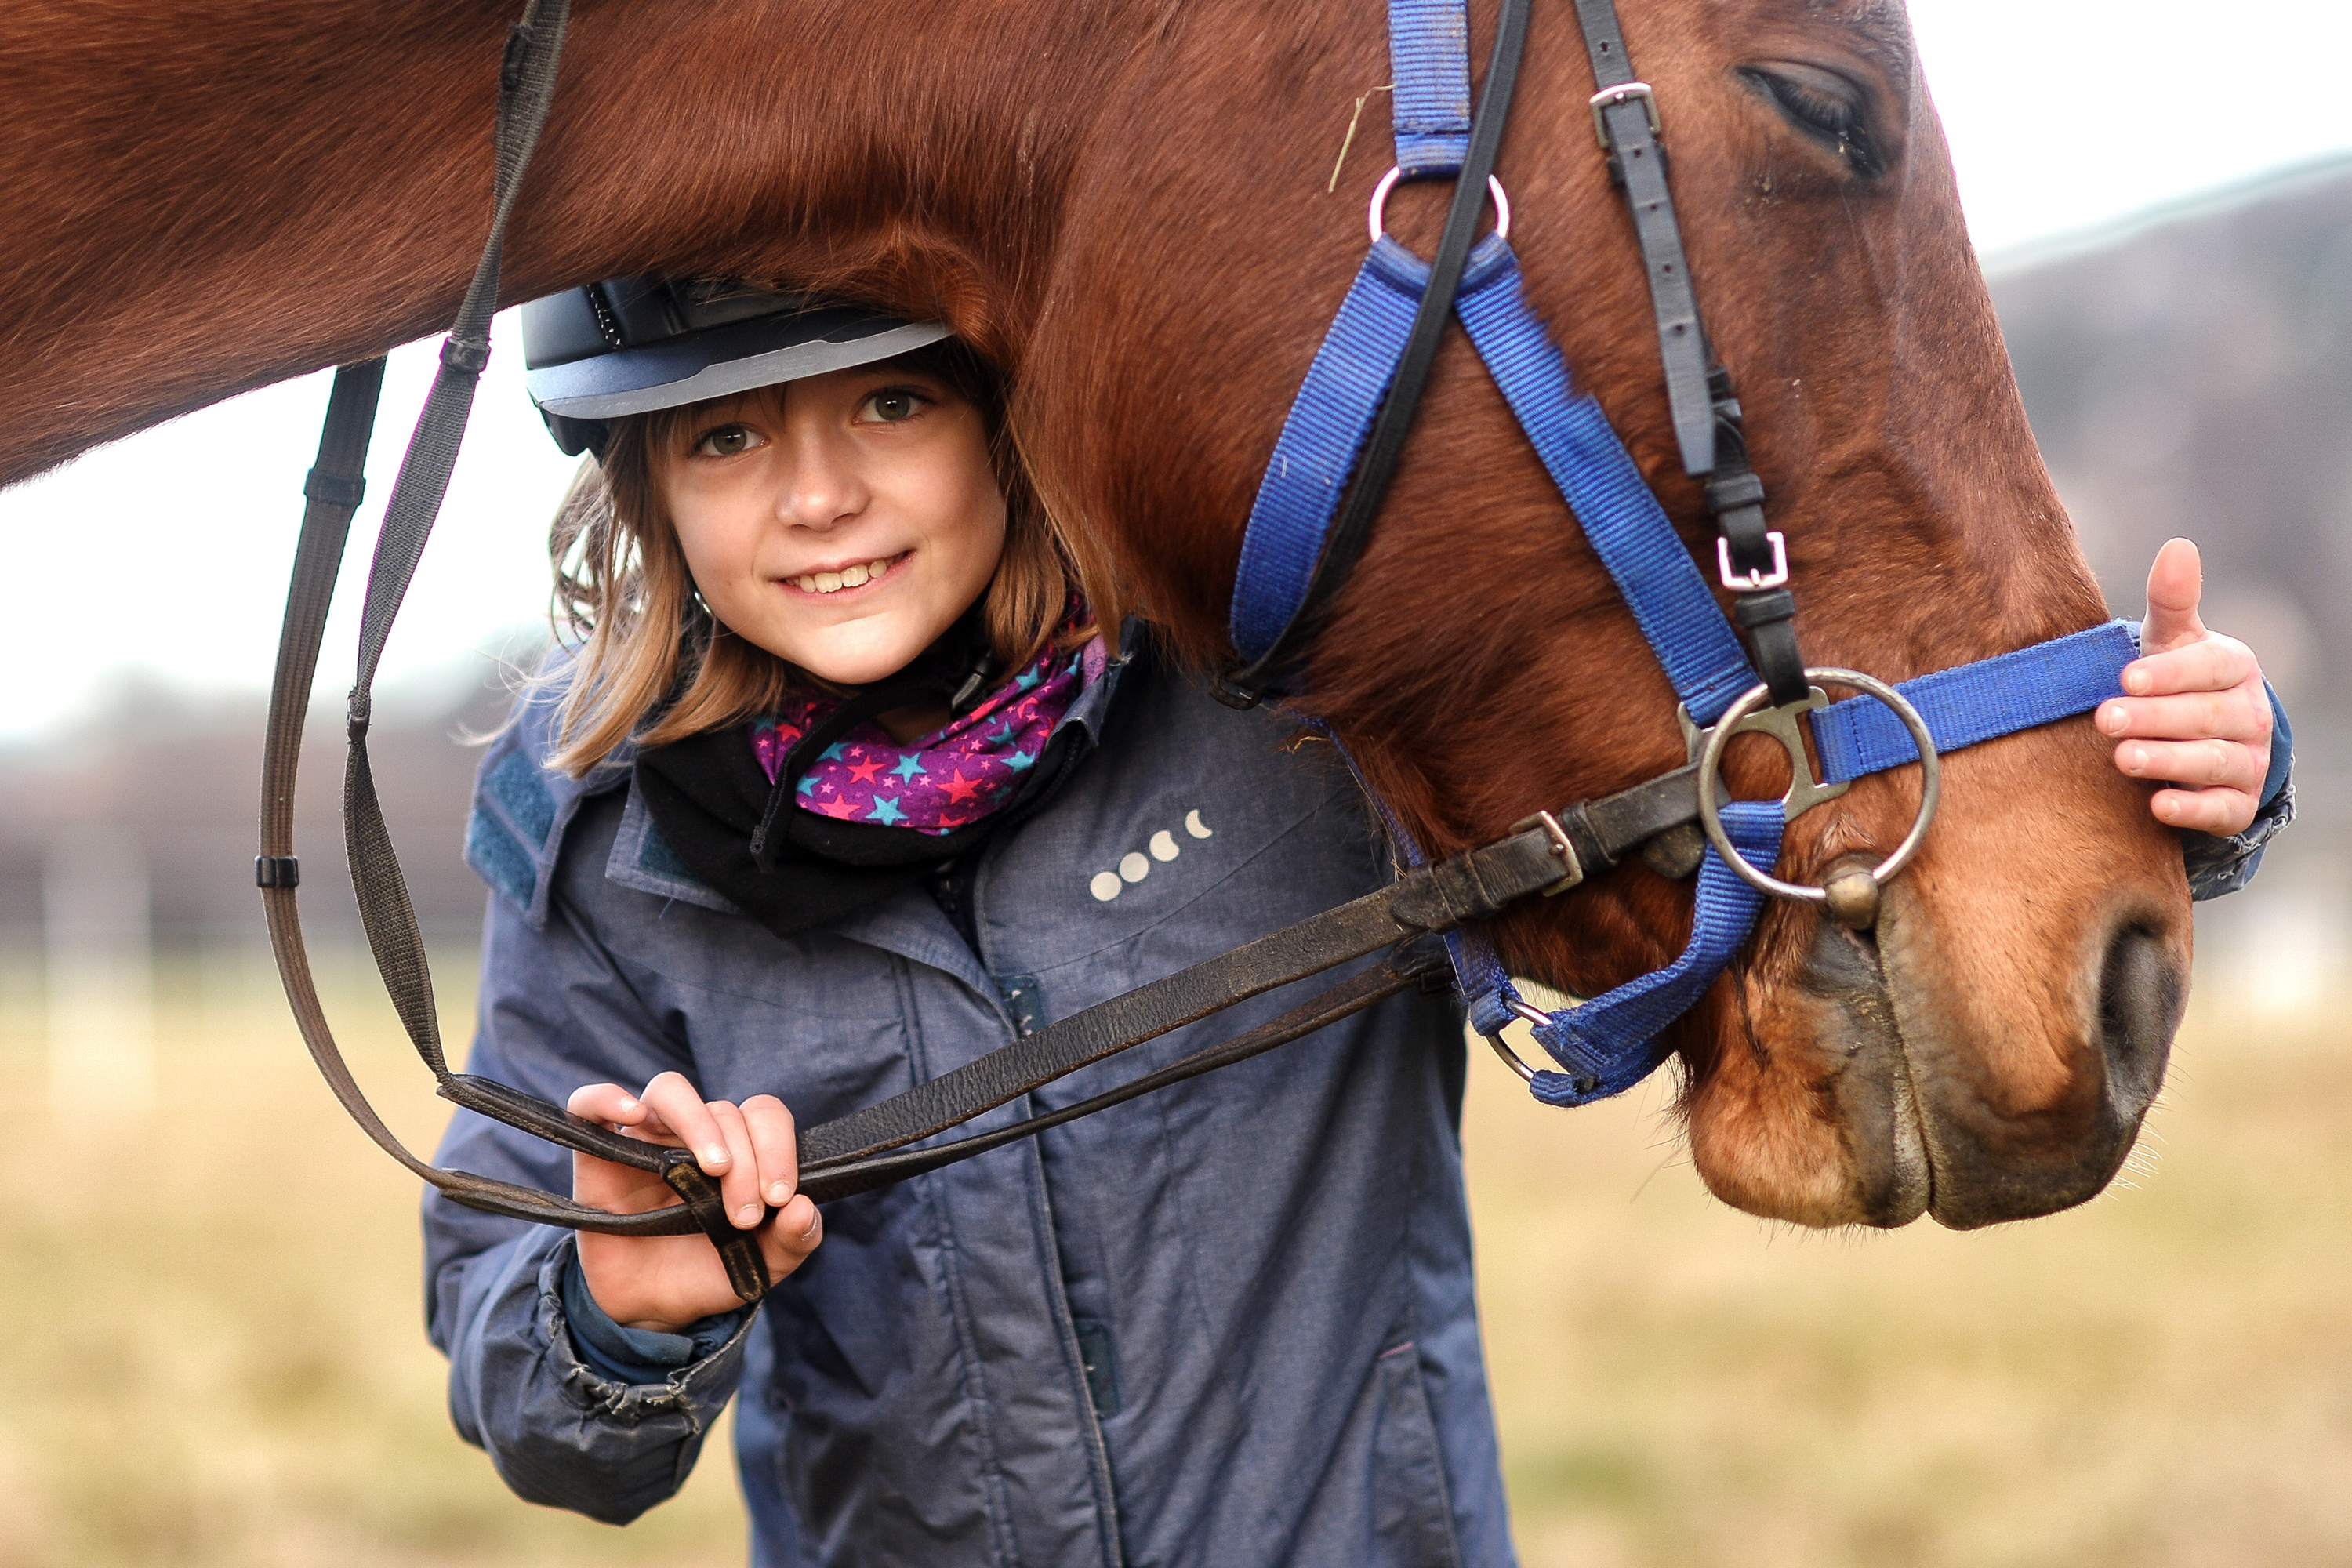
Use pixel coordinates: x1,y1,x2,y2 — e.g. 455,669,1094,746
1389,0,1472,176
1233,227,1772,1073
1527,800,1784,1105
1812,622,2136,782
1451,238,1756,725
1233,236,1761,719
1230,247,1422,662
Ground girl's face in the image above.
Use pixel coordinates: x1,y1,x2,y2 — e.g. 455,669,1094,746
657,362,1006,688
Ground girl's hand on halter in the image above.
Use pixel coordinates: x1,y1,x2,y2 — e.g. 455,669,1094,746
564,1072,822,1334
2100,537,2273,838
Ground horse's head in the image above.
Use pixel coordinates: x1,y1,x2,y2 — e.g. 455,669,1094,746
1021,0,2190,1229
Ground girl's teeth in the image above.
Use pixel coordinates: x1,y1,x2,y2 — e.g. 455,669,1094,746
794,555,900,594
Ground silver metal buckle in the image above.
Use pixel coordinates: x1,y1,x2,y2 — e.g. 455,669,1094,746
1508,810,1584,896
1677,686,1849,822
1691,669,1943,911
1716,532,1788,590
1589,82,1661,148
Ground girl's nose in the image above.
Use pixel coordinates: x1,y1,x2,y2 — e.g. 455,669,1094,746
777,425,866,531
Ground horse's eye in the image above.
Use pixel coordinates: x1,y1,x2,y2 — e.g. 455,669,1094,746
1742,66,1884,180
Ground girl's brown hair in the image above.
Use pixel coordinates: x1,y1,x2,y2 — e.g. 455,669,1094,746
544,340,1118,776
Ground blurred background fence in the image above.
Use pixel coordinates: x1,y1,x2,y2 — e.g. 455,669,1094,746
0,157,2347,1567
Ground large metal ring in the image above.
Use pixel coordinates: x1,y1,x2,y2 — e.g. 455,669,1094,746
1693,668,1940,906
1481,997,1554,1083
1368,166,1512,246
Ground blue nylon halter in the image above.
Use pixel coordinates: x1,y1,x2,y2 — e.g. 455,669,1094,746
1230,0,2136,1107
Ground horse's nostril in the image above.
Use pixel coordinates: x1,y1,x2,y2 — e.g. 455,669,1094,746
2097,923,2182,1118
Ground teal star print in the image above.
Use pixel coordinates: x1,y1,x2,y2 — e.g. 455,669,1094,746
820,742,848,762
869,797,906,826
1006,749,1036,771
892,754,927,782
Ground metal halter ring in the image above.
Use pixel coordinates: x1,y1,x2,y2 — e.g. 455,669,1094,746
1368,167,1512,246
1481,997,1555,1083
1694,668,1941,909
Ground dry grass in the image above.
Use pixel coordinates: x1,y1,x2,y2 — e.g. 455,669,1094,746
1,955,2347,1566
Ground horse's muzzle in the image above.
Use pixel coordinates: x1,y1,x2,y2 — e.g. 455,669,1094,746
1869,877,2188,1231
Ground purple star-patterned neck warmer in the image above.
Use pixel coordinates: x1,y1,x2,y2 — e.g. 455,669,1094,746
753,629,1110,838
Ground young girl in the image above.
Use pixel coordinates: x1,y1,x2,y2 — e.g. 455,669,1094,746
430,281,2289,1563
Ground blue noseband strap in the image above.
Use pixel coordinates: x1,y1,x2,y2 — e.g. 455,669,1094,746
1811,622,2139,782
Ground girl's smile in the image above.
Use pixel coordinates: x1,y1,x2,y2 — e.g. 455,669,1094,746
782,549,912,597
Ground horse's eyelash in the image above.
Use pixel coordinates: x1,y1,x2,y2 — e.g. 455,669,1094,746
1744,70,1883,180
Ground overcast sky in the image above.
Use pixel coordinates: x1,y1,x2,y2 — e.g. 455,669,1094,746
2,0,2345,742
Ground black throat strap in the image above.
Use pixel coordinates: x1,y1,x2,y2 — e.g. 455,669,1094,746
1570,0,1808,704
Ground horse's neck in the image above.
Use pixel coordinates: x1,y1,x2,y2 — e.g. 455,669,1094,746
0,0,1135,487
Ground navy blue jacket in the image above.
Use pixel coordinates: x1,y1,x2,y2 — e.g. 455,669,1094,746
428,642,1515,1566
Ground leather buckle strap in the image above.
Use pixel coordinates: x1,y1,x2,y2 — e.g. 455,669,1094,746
1588,82,1658,147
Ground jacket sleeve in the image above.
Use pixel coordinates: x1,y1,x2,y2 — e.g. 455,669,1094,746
2183,681,2295,902
423,828,754,1525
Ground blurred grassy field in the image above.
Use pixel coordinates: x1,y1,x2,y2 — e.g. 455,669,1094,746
1,955,2347,1566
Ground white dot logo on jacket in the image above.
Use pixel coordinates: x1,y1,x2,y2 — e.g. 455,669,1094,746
1088,810,1214,901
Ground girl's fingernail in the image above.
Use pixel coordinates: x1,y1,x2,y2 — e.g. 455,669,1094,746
768,1181,793,1204
2100,705,2124,735
737,1203,762,1225
801,1214,822,1243
617,1097,638,1112
704,1145,730,1166
2124,668,2150,695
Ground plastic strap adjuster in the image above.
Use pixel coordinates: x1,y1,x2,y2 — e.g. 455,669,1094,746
439,336,492,375
303,468,367,508
255,855,301,889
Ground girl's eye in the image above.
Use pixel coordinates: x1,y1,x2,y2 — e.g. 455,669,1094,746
859,388,928,423
693,423,763,458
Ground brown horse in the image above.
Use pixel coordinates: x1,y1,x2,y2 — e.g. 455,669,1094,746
0,0,2190,1230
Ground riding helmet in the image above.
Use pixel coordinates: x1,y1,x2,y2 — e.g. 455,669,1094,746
520,276,949,456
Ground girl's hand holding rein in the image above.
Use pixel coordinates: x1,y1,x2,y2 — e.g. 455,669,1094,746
567,1072,822,1334
2100,536,2274,838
